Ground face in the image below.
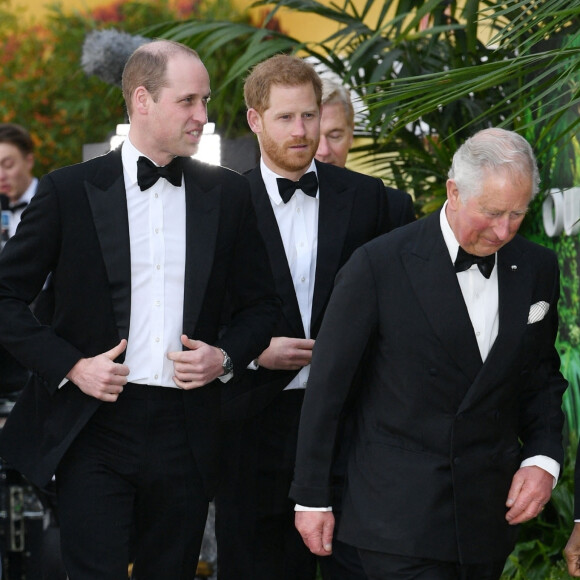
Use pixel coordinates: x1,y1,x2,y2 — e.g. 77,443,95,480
315,101,354,167
134,53,210,165
247,83,320,180
446,170,532,256
0,143,34,202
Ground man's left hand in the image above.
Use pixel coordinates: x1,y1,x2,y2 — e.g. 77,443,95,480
505,465,553,525
167,335,224,389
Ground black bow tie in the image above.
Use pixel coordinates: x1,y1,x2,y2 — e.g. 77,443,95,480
454,246,495,279
7,201,27,213
276,172,318,203
137,156,183,191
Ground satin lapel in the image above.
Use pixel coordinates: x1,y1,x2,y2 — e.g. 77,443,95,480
247,168,305,338
311,162,356,334
403,212,483,384
459,240,531,409
182,165,221,335
85,169,131,341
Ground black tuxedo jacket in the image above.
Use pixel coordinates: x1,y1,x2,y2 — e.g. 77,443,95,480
0,147,279,491
385,186,415,229
221,160,390,420
290,210,566,564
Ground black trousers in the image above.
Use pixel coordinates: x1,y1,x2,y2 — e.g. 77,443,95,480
56,383,209,580
358,549,505,580
215,389,317,580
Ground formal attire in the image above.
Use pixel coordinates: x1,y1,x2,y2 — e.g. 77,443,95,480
385,185,415,229
290,207,566,577
214,159,390,580
0,181,41,393
0,144,279,579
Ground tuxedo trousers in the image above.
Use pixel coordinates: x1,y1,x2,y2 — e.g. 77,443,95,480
215,389,317,580
55,383,209,580
358,549,505,580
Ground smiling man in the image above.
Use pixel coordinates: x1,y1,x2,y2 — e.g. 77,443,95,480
214,55,391,580
291,128,567,580
0,40,279,580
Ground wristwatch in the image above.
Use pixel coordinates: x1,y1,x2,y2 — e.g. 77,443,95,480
219,348,233,376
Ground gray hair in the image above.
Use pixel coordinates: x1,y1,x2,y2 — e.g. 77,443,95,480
321,78,354,129
448,128,540,200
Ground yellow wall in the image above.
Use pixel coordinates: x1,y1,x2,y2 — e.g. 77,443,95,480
21,0,350,43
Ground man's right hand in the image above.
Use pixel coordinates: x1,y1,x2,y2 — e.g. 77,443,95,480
257,337,315,370
565,523,580,576
66,339,129,401
295,511,335,556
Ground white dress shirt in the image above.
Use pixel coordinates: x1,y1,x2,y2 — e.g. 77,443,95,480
260,158,319,391
122,139,187,388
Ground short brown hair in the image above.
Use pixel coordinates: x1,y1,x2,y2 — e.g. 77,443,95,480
0,123,34,156
244,54,322,114
122,40,200,117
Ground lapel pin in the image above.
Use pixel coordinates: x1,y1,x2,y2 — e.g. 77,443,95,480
511,265,517,271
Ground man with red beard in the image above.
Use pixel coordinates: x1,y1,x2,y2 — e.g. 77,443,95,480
215,54,390,580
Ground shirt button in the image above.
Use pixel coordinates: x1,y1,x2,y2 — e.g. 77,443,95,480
155,228,159,234
154,300,160,307
155,337,160,343
301,277,306,282
155,193,158,198
154,374,158,380
475,331,481,337
156,264,161,270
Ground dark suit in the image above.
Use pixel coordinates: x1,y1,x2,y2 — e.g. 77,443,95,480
0,147,279,578
385,185,415,229
290,209,566,570
215,160,390,579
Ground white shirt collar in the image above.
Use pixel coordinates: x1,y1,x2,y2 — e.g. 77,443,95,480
260,158,318,206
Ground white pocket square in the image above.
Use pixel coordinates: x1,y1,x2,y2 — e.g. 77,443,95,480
528,301,549,324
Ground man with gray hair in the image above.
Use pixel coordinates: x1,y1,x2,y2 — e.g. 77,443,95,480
291,127,567,579
315,78,415,230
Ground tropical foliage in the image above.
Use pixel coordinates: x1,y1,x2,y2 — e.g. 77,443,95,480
0,0,248,177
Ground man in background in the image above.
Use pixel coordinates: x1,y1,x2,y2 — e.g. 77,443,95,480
215,55,390,580
0,123,41,392
315,78,415,229
0,123,37,238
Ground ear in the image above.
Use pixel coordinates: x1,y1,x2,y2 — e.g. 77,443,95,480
446,179,460,209
24,152,34,172
133,86,151,116
247,108,262,135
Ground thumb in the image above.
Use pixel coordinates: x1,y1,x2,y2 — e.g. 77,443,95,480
104,339,127,361
321,517,334,553
181,335,203,350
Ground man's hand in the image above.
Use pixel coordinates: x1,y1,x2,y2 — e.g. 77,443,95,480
66,339,129,401
257,337,315,371
167,335,224,389
564,523,580,576
505,465,553,525
295,511,334,557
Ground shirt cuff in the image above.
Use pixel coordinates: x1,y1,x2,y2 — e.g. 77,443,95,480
218,372,233,383
294,504,332,512
247,359,260,371
520,455,560,488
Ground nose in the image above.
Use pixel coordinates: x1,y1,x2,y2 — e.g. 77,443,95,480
492,215,512,240
291,117,306,137
316,136,329,160
192,102,208,125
